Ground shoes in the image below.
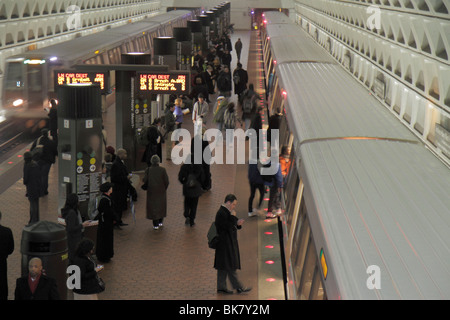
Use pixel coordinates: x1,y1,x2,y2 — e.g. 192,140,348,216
190,221,196,227
248,211,257,217
185,217,190,225
275,208,282,215
153,226,159,230
217,289,233,294
266,212,277,219
237,287,252,294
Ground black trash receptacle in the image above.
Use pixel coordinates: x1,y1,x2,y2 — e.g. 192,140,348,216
21,221,69,300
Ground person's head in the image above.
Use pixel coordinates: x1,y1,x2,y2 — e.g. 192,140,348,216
41,128,49,138
28,257,43,278
24,151,33,164
237,62,242,69
50,99,58,109
198,93,204,101
248,83,254,91
104,153,112,163
175,98,182,106
117,148,127,160
64,193,79,210
75,238,95,257
100,182,113,195
224,194,237,212
227,102,235,111
150,154,160,166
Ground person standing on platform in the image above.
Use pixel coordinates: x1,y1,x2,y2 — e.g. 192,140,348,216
110,148,132,228
14,257,60,300
217,65,232,97
30,128,57,196
143,155,169,230
61,193,90,263
164,102,177,161
71,238,104,300
214,194,251,294
234,38,243,62
233,63,248,105
241,84,261,131
95,182,115,263
23,151,42,225
192,93,209,136
0,211,14,300
48,99,58,145
213,96,228,133
174,98,184,129
247,161,266,217
178,154,205,227
221,49,232,70
202,65,216,98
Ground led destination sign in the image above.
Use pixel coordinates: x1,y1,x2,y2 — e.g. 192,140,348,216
138,72,190,94
55,71,109,93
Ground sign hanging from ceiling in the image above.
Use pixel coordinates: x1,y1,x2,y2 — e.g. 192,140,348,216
137,71,190,95
55,70,109,94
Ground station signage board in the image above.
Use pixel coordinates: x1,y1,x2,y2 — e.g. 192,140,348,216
137,71,190,95
55,70,109,94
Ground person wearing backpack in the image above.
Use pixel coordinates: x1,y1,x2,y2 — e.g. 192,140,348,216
233,63,248,103
241,84,261,131
178,154,205,227
223,102,242,131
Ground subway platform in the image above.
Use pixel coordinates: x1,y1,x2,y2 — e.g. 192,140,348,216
1,30,285,304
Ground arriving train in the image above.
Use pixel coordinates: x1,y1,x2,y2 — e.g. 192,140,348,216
0,9,198,136
261,11,450,299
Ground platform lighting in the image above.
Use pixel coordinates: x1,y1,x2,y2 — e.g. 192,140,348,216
13,99,24,107
24,59,45,65
50,57,58,62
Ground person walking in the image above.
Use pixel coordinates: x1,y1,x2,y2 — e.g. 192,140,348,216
0,210,14,300
260,160,283,219
14,257,60,300
212,96,228,133
216,65,232,97
178,154,205,227
23,151,42,225
174,98,184,129
95,182,115,263
234,38,243,62
71,238,105,300
214,194,251,294
110,148,132,228
192,93,209,136
61,193,90,263
143,155,169,230
30,128,57,196
233,63,248,104
241,84,261,131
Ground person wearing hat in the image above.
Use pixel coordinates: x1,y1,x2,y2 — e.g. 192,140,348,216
192,93,209,137
95,182,115,263
30,128,57,196
23,151,43,225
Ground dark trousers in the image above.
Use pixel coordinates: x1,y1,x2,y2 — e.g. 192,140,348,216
267,185,280,213
183,196,199,223
40,162,52,194
28,197,39,225
0,258,8,300
217,269,243,290
248,183,265,212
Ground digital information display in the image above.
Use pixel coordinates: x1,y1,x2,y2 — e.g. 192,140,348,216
138,72,190,94
55,71,109,94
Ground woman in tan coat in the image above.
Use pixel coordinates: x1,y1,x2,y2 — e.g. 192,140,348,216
142,155,169,230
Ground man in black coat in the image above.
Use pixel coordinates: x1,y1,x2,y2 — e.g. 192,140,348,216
0,211,14,300
110,148,131,227
23,152,43,225
15,257,60,300
233,63,248,102
216,65,232,97
214,194,251,294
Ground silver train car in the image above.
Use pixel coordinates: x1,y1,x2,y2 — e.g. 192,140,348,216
262,11,450,300
1,9,196,133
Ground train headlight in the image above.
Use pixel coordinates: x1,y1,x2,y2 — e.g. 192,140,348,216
13,99,24,107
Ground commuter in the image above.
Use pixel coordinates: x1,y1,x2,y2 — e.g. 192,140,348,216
202,65,216,98
214,194,251,294
249,106,264,159
14,257,60,300
164,102,177,161
95,182,115,263
71,238,105,300
174,98,184,129
233,63,248,103
23,151,42,225
143,155,169,230
221,49,232,70
48,99,58,145
241,84,261,131
259,160,283,218
247,161,266,217
178,154,205,227
267,108,282,146
213,96,228,133
190,75,210,103
0,210,14,300
110,148,132,228
216,65,232,97
234,38,243,62
192,93,209,136
102,153,113,182
61,193,90,262
106,145,116,162
142,119,163,166
30,128,57,196
198,130,212,191
223,102,242,131
279,145,291,184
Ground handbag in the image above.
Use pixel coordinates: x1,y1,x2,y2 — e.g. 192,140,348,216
96,274,105,293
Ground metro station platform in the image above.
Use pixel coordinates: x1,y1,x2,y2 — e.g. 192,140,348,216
1,30,285,303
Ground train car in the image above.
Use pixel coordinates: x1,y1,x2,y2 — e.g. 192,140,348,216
262,11,450,300
0,9,196,134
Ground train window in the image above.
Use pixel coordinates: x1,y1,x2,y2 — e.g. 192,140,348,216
284,163,299,227
298,236,318,300
27,65,43,92
5,62,24,90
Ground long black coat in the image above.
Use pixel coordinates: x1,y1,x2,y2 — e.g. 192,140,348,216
178,163,205,198
110,157,130,212
71,255,102,295
214,206,241,271
144,165,169,220
0,224,14,300
96,194,114,262
14,274,60,300
62,208,83,263
23,160,42,199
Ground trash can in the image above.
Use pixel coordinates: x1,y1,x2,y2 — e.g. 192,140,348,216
21,221,69,300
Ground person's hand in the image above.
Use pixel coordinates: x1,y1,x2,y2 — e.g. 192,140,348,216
96,265,104,272
82,221,91,227
237,219,244,226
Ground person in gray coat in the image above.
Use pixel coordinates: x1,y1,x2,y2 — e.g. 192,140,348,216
143,155,169,230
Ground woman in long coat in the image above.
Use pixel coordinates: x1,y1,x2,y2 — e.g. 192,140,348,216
143,155,169,230
95,182,114,263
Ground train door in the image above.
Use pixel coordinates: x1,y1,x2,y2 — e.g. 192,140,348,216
25,62,46,111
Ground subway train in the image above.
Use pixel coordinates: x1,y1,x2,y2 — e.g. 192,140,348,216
261,12,450,299
0,9,198,137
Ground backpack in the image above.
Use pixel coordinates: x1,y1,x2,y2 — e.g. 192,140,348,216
242,94,255,114
233,73,240,85
207,222,219,249
186,172,198,188
223,109,236,129
136,127,150,146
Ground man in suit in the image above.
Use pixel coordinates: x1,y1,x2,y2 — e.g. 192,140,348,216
15,257,60,300
0,210,14,300
214,194,251,294
110,148,131,228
